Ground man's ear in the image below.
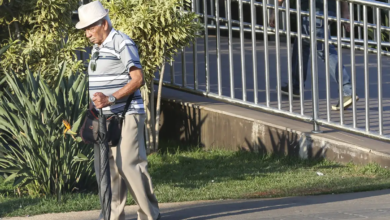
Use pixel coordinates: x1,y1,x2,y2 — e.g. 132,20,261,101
103,20,109,31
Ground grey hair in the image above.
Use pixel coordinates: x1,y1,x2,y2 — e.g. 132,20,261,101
103,15,112,28
95,15,112,28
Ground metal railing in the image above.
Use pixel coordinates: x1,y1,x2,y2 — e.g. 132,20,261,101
158,0,390,141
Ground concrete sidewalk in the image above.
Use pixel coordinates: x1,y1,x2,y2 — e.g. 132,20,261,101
4,189,390,220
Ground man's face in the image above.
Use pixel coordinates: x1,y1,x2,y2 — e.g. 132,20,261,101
84,20,108,45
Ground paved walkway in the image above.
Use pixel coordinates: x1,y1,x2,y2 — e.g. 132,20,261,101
4,189,390,220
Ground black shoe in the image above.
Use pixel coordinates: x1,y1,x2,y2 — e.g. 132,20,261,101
156,213,161,220
280,84,300,98
332,95,359,110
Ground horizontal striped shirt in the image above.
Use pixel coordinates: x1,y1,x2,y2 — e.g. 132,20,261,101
88,28,144,115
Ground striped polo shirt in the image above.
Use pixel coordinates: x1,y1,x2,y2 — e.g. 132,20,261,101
88,28,144,115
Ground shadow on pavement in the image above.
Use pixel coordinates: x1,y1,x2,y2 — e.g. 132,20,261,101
127,189,390,220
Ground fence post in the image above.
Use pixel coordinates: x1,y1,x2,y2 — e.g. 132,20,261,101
310,0,321,133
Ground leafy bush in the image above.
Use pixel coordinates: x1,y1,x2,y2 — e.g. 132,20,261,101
0,0,88,82
0,59,95,199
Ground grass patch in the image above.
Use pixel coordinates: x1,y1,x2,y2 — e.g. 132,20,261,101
2,145,390,217
0,176,13,195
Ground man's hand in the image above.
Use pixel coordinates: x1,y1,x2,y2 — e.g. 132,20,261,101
341,2,350,32
269,11,276,28
268,0,284,28
92,92,110,109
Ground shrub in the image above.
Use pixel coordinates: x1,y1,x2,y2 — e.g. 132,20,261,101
0,59,94,199
0,0,88,82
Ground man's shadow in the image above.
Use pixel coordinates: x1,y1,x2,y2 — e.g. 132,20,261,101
126,188,390,220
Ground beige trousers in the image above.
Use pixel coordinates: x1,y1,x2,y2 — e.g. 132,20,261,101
94,114,160,220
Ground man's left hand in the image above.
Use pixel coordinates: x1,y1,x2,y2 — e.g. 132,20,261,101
92,92,110,109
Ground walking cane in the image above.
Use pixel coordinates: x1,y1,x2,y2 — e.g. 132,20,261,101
97,109,111,220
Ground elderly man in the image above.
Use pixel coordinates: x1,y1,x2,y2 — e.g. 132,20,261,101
76,1,160,220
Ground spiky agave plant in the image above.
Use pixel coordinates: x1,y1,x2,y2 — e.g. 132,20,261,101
0,58,95,199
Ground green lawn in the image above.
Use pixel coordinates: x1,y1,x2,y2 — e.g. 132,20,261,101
2,146,390,217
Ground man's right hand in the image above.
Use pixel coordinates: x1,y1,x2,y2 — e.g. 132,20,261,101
341,4,350,32
269,0,284,28
269,11,276,28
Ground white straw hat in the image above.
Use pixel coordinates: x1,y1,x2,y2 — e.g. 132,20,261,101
75,1,109,29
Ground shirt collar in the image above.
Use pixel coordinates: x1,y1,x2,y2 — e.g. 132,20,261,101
95,28,117,49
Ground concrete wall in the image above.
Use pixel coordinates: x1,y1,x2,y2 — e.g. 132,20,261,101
158,98,390,168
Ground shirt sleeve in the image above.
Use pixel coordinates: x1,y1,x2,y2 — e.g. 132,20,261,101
119,39,142,72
